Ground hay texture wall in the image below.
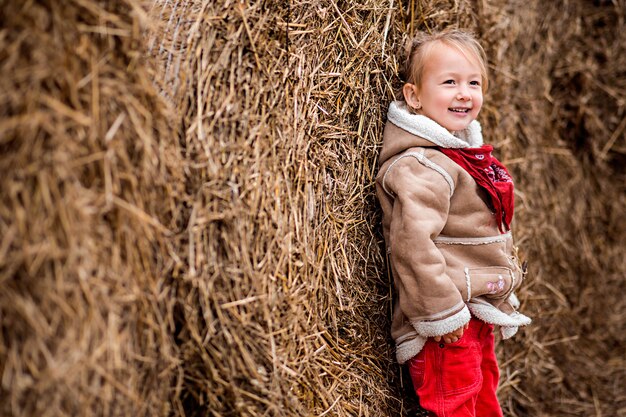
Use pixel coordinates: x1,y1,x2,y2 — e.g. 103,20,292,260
146,1,398,415
1,1,625,417
0,1,184,415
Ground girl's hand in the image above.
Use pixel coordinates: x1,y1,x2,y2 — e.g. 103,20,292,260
433,322,470,344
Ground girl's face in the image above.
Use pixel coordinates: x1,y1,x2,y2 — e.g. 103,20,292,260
405,43,483,132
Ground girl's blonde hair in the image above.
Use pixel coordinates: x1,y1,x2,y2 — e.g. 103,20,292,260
401,29,489,94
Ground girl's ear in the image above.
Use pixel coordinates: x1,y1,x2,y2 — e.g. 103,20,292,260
402,83,421,110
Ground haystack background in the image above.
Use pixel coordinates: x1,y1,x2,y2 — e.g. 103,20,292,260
0,1,185,415
1,1,624,417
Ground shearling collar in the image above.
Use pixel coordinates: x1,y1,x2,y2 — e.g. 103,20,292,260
386,100,484,149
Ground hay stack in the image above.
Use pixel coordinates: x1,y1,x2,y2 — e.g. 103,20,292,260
2,0,624,416
146,1,401,415
0,1,183,415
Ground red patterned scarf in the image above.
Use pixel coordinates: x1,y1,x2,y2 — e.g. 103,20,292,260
438,145,514,232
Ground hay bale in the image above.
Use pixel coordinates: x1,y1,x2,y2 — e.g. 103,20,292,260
3,0,624,416
146,0,404,415
0,1,183,415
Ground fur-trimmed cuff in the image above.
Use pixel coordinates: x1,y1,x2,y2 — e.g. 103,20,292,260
412,305,471,337
396,334,428,364
468,299,531,328
500,326,519,339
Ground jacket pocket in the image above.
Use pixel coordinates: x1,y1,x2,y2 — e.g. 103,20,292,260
465,266,514,300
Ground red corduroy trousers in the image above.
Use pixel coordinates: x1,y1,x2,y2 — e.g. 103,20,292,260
407,317,503,417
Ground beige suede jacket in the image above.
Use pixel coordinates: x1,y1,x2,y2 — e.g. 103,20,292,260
377,101,531,364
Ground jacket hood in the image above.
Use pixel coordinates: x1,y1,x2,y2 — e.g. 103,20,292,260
379,101,484,165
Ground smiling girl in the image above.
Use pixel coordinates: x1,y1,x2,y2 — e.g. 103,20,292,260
376,29,531,416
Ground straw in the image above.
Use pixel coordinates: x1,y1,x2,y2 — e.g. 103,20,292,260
2,0,624,416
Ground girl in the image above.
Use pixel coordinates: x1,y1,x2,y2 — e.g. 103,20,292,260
376,29,531,417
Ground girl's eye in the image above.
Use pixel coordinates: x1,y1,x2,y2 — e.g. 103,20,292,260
470,80,481,86
443,80,455,85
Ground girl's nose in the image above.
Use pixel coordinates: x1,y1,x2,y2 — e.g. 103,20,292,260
457,88,470,100
456,85,471,101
